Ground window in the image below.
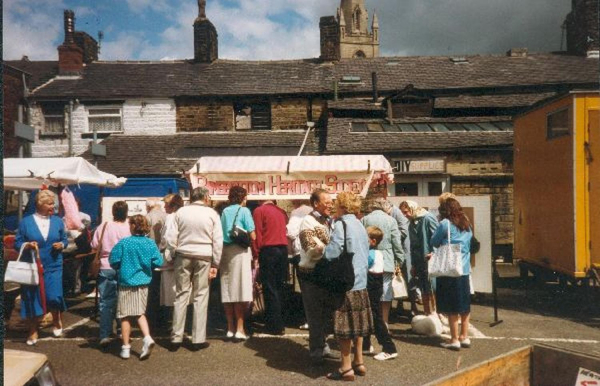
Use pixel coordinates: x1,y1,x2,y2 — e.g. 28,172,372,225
547,107,570,139
87,107,122,133
234,102,271,130
41,103,65,135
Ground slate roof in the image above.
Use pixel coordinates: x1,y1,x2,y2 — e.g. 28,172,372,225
435,92,558,109
4,60,59,90
80,131,320,176
325,118,513,154
15,53,599,100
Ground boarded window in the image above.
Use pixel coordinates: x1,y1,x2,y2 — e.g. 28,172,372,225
88,107,122,132
41,103,65,135
547,107,570,139
234,102,271,130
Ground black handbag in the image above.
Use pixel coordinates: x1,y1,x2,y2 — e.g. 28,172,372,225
470,234,481,254
312,219,355,294
229,207,251,248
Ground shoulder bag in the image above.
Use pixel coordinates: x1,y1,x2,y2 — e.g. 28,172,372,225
5,244,40,286
229,207,251,249
88,222,108,279
429,220,463,278
312,220,355,294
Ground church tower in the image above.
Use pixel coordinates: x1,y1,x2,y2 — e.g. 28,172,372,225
320,0,379,61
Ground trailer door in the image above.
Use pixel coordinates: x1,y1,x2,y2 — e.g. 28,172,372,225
589,110,599,267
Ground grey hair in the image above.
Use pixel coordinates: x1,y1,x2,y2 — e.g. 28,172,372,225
365,197,388,213
145,198,161,208
190,187,210,203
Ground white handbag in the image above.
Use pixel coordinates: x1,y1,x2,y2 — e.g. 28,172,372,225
5,244,40,286
429,220,463,278
392,273,408,299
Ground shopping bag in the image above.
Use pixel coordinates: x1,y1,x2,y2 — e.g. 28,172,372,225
5,245,39,286
392,273,408,299
429,220,463,278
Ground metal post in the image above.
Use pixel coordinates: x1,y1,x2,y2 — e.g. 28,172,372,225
17,105,24,221
490,257,504,327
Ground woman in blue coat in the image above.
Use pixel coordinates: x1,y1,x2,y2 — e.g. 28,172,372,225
15,190,68,345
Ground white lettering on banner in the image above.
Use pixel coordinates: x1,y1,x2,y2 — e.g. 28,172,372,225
576,367,600,386
191,172,375,199
394,159,445,173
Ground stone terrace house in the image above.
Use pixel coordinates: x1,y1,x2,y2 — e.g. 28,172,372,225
4,0,599,257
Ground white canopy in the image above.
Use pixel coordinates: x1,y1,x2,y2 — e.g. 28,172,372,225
187,155,394,200
3,157,127,190
189,155,394,176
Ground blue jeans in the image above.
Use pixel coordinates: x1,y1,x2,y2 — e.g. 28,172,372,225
98,269,118,340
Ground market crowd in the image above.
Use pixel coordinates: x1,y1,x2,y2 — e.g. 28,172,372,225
14,187,473,380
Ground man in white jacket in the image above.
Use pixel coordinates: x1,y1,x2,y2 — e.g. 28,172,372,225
165,187,223,351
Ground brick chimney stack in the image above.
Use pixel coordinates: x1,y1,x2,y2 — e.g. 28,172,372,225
193,0,218,63
58,9,84,74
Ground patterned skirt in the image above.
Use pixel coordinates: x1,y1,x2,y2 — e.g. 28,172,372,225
117,286,149,318
333,288,374,340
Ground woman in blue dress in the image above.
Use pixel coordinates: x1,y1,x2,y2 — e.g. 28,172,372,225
430,197,473,351
15,190,68,345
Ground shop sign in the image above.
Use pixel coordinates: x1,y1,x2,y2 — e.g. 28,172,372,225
394,159,445,173
189,172,380,200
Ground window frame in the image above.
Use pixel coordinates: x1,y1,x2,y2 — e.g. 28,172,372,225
233,101,271,131
546,106,571,140
40,103,66,137
86,105,123,134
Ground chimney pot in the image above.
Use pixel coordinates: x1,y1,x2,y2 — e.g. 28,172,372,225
64,9,75,44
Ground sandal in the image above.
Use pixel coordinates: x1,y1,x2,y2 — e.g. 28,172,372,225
326,368,355,381
352,363,366,376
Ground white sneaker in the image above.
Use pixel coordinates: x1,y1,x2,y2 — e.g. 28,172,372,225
120,345,131,359
140,336,155,360
226,331,234,339
99,337,111,347
52,328,63,337
299,323,309,330
460,338,471,348
234,332,248,341
362,345,374,355
440,341,461,351
374,352,398,361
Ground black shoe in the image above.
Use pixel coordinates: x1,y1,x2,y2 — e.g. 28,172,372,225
169,342,182,352
265,328,285,336
190,342,210,351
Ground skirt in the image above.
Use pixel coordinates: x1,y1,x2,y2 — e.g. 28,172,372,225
436,275,471,314
20,268,67,319
220,244,253,303
381,272,394,302
333,289,374,340
117,286,149,318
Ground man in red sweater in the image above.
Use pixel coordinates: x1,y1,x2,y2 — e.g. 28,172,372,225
252,200,289,335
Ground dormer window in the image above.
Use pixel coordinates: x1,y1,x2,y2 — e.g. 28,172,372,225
389,95,434,118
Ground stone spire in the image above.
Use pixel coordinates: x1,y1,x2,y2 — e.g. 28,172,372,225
372,11,379,29
198,0,207,20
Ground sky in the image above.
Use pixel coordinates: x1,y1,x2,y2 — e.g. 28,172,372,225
3,0,572,61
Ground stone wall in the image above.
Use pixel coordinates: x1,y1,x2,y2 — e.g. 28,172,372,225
177,101,234,132
177,99,327,132
319,16,340,61
567,0,599,56
452,178,514,246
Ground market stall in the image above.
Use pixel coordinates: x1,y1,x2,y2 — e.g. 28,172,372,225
187,155,394,200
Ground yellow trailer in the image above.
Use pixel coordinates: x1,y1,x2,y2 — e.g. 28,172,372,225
514,92,599,282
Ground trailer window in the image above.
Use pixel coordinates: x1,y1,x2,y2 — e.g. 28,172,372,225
546,107,570,139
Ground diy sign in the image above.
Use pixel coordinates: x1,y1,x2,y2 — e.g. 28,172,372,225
190,172,385,200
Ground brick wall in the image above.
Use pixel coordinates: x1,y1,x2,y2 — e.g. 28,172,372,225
320,16,340,61
3,69,24,157
177,101,234,132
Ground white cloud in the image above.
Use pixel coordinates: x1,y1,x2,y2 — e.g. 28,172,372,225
3,0,65,60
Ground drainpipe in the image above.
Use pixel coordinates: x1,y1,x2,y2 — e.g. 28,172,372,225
17,105,24,221
68,100,74,156
372,72,378,102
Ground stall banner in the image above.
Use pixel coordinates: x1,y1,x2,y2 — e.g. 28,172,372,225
189,172,385,200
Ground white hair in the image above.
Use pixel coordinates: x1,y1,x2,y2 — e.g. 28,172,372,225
145,198,161,208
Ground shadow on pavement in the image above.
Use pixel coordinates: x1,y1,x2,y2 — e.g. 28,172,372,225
244,336,337,380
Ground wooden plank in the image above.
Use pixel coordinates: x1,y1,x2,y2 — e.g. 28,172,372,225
532,345,600,385
427,346,532,386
